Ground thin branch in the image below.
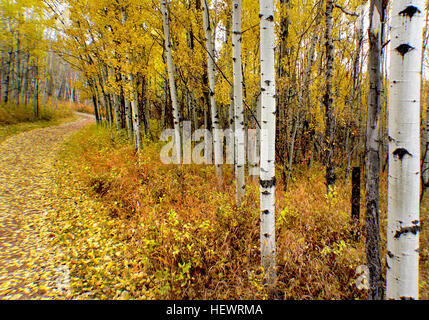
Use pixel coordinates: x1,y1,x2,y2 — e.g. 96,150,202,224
334,4,359,17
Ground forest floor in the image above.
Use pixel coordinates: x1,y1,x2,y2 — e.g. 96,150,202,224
47,124,429,300
0,115,94,299
0,119,427,299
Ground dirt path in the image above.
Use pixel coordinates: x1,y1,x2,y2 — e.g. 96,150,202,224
0,116,94,299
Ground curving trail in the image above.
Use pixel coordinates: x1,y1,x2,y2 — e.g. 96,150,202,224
0,115,94,299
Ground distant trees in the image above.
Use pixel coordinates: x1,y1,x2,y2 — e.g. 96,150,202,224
0,0,49,111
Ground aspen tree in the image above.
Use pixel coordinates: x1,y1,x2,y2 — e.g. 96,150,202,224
324,0,335,194
203,0,223,178
365,0,385,300
161,0,181,164
387,0,425,300
130,73,142,151
232,0,245,203
259,0,276,287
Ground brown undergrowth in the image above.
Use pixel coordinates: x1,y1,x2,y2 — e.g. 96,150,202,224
52,124,428,299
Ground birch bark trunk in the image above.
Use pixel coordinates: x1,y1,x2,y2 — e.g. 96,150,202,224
203,0,223,179
125,97,133,142
130,73,142,151
161,0,181,164
387,0,425,300
259,0,276,287
232,0,245,202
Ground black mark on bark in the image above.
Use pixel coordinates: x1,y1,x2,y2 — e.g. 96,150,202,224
260,177,276,188
395,44,414,57
399,6,421,20
393,148,412,160
394,225,421,239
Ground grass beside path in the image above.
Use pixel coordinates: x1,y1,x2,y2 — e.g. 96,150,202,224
0,102,77,144
0,116,78,144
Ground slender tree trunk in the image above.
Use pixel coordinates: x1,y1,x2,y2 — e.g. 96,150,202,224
286,116,298,188
15,31,20,106
161,0,181,163
259,0,276,288
420,7,429,200
125,98,133,142
324,0,336,193
365,0,385,300
109,68,121,131
203,0,223,179
346,10,365,180
387,0,425,300
204,94,211,164
232,0,245,202
130,73,142,151
34,63,39,118
3,50,11,103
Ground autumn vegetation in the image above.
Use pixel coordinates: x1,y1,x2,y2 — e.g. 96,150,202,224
1,0,429,300
51,125,429,299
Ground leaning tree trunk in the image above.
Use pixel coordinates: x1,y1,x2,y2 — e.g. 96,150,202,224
365,0,385,300
324,0,336,194
259,0,276,288
232,0,245,203
203,0,223,179
387,0,425,300
161,0,181,164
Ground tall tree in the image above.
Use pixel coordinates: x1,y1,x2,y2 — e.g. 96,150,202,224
161,0,181,163
202,0,223,179
365,0,386,300
232,0,245,203
259,0,276,288
324,0,335,193
387,0,425,300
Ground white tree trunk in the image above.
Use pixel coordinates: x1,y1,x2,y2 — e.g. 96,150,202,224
232,0,245,202
387,0,425,300
125,98,133,142
129,73,142,151
259,0,276,286
203,0,223,179
161,0,181,164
